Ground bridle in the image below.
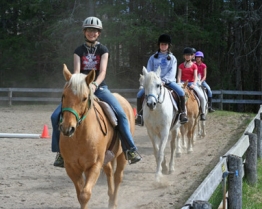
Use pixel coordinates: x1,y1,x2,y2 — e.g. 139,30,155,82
59,84,107,135
60,93,92,127
145,83,165,104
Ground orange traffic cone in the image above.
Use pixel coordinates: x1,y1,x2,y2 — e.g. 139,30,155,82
41,124,50,139
133,107,137,117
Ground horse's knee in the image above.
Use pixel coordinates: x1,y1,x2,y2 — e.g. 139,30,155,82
79,189,91,208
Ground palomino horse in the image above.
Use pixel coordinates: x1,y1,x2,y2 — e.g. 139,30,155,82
141,66,181,182
59,64,134,209
179,81,200,153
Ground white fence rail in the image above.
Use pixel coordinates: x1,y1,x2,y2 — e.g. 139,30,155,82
0,88,262,107
181,105,262,209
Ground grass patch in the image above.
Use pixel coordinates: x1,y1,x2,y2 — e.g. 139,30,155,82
242,159,262,209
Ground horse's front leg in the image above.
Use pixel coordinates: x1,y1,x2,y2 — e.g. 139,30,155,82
65,164,86,208
180,125,187,150
155,129,169,181
80,163,102,209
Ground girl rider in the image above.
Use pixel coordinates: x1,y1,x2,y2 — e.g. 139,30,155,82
51,17,141,167
135,34,188,125
177,47,207,121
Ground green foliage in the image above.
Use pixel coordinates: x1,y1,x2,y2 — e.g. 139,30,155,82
0,0,261,97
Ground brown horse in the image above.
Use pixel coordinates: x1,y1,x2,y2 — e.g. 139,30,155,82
59,64,134,209
180,81,200,153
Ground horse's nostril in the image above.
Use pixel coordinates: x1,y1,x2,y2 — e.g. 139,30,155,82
70,127,75,134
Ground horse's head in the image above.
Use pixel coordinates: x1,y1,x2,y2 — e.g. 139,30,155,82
59,64,95,137
142,66,163,110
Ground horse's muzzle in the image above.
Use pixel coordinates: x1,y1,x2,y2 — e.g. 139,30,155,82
147,102,156,110
59,124,75,137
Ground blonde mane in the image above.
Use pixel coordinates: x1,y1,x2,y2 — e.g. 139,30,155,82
64,73,94,102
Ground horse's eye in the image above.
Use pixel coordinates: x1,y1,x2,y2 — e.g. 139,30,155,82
156,84,161,88
82,97,87,102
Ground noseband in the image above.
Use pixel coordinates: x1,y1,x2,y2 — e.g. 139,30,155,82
145,84,165,104
60,90,92,127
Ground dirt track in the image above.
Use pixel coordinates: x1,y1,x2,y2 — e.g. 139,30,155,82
0,104,252,209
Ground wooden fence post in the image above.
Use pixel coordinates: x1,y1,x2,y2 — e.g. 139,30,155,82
192,200,212,209
255,113,262,158
227,154,242,209
8,88,12,106
244,132,257,186
220,90,223,110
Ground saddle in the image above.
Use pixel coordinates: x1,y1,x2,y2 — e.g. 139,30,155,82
94,99,119,165
164,85,179,112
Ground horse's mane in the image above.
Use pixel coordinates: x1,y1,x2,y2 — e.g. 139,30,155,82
64,73,95,102
144,71,161,88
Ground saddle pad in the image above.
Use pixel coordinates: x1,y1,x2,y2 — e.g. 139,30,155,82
97,101,118,127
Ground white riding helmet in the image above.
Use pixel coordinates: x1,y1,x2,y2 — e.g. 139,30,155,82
82,16,103,30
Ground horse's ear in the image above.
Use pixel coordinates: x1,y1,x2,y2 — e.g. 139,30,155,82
63,64,72,81
156,66,161,77
85,69,95,85
142,66,148,75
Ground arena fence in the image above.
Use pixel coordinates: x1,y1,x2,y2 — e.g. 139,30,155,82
0,88,262,107
181,105,262,209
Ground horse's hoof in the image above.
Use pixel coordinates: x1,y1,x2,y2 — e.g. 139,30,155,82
187,150,193,154
169,169,175,174
176,153,182,158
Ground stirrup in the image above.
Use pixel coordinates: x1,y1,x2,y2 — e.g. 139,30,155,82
200,113,206,121
125,150,142,165
53,152,64,168
135,114,144,126
179,113,188,124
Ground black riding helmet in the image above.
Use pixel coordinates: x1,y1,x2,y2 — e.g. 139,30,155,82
155,34,172,60
158,34,171,45
183,47,194,55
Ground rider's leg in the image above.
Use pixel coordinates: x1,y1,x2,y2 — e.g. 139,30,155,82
202,81,215,113
192,85,207,121
51,103,64,168
166,82,188,124
95,86,141,164
135,89,144,126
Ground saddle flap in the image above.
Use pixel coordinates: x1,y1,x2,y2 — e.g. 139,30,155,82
165,87,178,111
97,100,118,127
192,89,201,107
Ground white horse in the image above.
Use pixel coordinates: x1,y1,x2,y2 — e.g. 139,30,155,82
141,66,181,182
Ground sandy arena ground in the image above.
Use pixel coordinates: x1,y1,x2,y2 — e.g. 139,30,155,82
0,104,252,209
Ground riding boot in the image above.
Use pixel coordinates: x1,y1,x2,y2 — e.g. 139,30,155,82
208,97,215,113
135,98,144,126
200,113,206,121
179,96,188,124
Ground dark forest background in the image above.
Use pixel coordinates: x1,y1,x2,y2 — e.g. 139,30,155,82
0,0,261,110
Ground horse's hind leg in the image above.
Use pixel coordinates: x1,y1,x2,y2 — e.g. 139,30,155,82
169,128,179,174
104,154,126,209
103,162,115,209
